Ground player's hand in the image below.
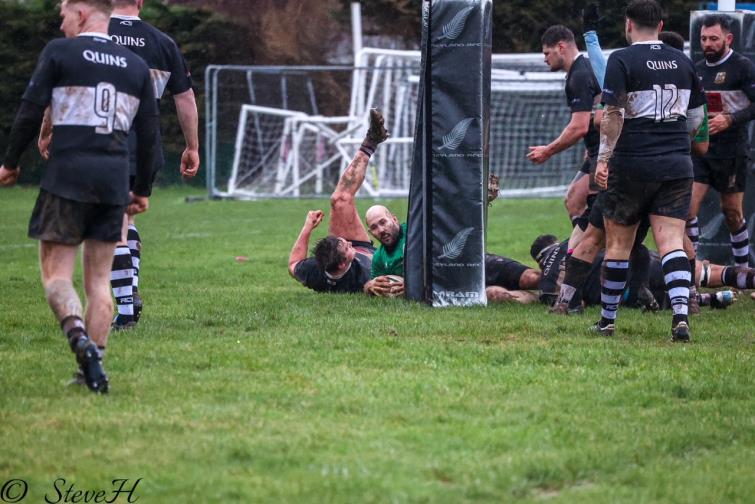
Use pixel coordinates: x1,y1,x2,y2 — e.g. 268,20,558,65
305,210,324,230
527,145,551,164
38,131,52,160
0,165,20,186
180,147,200,178
365,276,404,297
127,193,149,215
595,161,608,189
708,114,732,135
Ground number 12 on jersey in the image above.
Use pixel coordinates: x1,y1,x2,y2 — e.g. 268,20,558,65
652,83,679,122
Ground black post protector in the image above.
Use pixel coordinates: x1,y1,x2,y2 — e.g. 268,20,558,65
406,0,493,306
689,10,755,265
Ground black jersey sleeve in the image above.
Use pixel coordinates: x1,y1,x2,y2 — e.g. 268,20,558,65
2,101,46,169
293,258,319,286
567,64,600,113
132,72,160,197
601,52,627,108
166,39,192,96
732,58,755,126
21,42,58,107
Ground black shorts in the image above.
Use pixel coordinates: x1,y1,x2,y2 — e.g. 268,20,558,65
601,171,692,226
28,190,125,245
693,155,748,193
589,194,651,245
351,240,376,256
485,254,530,290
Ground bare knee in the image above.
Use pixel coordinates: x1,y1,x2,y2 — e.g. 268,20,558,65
721,204,744,228
330,191,354,214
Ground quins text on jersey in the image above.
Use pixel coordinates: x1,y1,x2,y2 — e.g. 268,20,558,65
646,60,678,71
82,50,128,68
110,34,146,48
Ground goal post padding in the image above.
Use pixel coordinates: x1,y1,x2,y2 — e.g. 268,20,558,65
405,0,492,307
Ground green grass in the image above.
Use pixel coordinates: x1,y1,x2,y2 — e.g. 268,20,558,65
1,186,753,503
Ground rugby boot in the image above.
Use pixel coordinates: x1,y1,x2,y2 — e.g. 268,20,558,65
73,338,109,393
549,302,583,315
132,290,143,322
66,368,85,387
589,320,615,337
637,286,660,312
710,290,736,309
112,314,137,331
671,321,691,343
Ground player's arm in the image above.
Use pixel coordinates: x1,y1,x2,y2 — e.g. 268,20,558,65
688,104,710,157
594,105,624,189
289,210,324,278
37,105,53,160
364,276,403,297
129,71,160,215
173,88,199,177
0,100,47,186
527,111,591,164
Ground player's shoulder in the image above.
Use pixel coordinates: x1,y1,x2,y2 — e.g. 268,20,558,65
730,51,755,70
138,19,181,50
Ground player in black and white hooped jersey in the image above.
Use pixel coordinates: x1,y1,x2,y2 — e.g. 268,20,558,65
39,0,200,330
0,0,159,392
687,14,755,267
593,0,707,341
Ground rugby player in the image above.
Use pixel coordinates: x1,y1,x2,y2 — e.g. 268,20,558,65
594,0,706,341
687,14,755,266
0,0,158,392
39,0,199,330
288,109,388,293
528,25,602,241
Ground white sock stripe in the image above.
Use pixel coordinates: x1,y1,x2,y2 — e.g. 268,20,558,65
127,240,139,249
605,261,629,269
731,229,749,242
661,250,687,265
664,270,691,284
603,280,627,291
687,217,699,225
117,305,134,316
601,294,621,304
113,286,133,297
737,272,748,288
114,247,132,256
133,276,139,288
668,287,690,300
671,304,689,316
110,269,134,281
732,246,749,256
687,228,700,237
132,257,141,269
601,309,617,320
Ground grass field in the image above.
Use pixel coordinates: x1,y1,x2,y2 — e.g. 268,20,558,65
1,186,753,503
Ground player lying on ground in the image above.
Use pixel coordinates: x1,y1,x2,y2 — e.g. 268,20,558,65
530,234,747,311
361,175,539,302
288,109,389,293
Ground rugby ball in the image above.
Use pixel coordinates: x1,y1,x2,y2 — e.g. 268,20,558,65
386,275,403,283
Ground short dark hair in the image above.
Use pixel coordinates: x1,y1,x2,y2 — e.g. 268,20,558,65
625,0,663,30
313,236,345,273
659,31,685,51
68,0,114,15
701,14,733,33
530,234,559,263
541,25,575,47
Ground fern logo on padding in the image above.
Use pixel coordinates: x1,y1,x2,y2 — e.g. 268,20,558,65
439,118,474,150
438,227,474,260
438,5,475,41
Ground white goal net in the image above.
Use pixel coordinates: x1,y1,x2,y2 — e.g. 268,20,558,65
206,48,595,199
